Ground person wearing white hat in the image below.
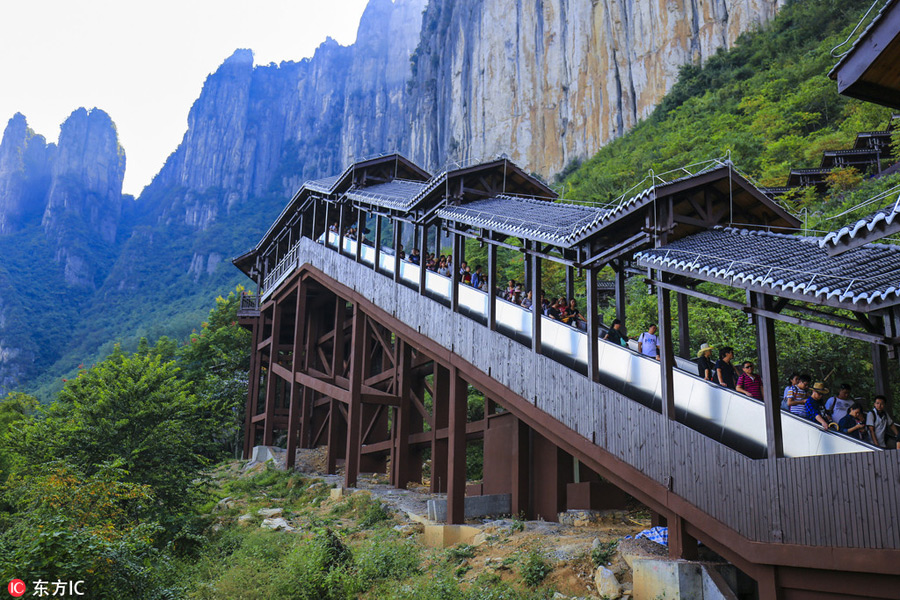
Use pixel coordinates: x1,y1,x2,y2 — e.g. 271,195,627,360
696,343,715,381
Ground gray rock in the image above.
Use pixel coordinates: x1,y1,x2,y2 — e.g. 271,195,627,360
261,517,294,531
594,566,620,599
237,514,254,526
257,507,283,518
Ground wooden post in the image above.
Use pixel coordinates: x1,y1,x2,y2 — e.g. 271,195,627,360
753,292,783,459
312,199,319,242
615,265,627,335
667,515,698,560
392,341,413,488
487,241,498,330
524,242,532,290
344,307,365,488
243,316,263,458
338,204,345,255
418,222,427,294
373,215,382,272
451,231,461,312
326,297,346,474
393,219,402,282
872,343,891,411
286,283,308,469
431,365,450,493
532,252,542,354
263,302,283,446
657,281,675,420
447,367,468,524
355,209,364,262
322,202,329,244
511,417,530,517
565,265,575,302
676,292,691,359
586,266,600,382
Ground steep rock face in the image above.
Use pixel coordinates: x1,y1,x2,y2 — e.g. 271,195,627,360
144,0,426,233
41,107,126,286
0,113,54,234
340,0,427,164
405,0,785,175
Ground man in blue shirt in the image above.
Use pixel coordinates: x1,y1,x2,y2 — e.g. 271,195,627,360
638,324,660,360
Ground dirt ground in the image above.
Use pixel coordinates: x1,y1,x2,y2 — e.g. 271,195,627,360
236,446,674,598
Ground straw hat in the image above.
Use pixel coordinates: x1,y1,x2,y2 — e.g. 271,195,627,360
696,343,715,358
811,382,830,395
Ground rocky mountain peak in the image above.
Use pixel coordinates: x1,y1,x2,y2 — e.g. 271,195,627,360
0,113,54,234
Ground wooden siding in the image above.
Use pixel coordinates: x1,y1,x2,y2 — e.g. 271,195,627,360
295,238,900,551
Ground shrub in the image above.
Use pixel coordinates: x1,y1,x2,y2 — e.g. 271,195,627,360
519,550,551,587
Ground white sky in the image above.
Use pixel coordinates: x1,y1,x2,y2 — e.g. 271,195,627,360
0,0,372,196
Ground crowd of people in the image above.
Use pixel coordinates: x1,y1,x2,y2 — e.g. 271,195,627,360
328,225,899,451
695,344,900,449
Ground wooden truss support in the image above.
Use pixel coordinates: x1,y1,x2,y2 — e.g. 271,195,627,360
263,302,283,446
243,316,263,458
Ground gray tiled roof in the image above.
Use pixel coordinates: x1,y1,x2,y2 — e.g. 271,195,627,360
634,227,900,307
820,195,900,248
437,195,609,246
305,174,343,194
344,179,427,209
829,0,899,75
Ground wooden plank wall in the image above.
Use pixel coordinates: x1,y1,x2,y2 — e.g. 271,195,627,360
297,238,900,551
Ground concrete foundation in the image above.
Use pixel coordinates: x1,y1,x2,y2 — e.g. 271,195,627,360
427,493,512,522
632,558,737,600
422,525,482,548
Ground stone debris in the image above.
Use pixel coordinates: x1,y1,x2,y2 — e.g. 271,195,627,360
261,517,294,531
237,514,254,526
257,507,283,518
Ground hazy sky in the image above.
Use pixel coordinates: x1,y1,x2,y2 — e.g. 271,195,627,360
1,0,371,196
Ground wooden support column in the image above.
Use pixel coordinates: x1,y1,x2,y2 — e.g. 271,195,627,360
657,280,675,420
418,222,427,294
615,266,627,335
323,202,329,244
487,241,498,330
565,265,575,301
263,303,283,446
243,316,263,458
373,215,382,272
312,199,319,241
355,209,364,262
393,219,402,282
524,242,532,290
510,417,530,518
344,306,365,488
451,231,461,312
338,204,346,255
433,219,441,256
676,292,691,359
753,292,783,459
431,364,450,493
286,283,308,469
326,297,346,474
531,253,542,354
586,266,600,382
392,341,413,488
447,366,468,524
667,515,698,560
872,343,891,410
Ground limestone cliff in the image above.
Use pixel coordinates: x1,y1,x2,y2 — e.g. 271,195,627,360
145,0,426,232
41,108,126,287
405,0,785,175
0,114,54,234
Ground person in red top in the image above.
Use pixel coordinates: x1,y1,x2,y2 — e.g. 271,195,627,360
736,361,763,400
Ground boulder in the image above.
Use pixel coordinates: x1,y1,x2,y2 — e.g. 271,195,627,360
237,514,254,526
257,507,283,518
595,566,621,599
261,517,294,531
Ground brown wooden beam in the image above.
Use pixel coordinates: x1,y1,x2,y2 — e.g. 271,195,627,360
344,306,365,487
447,366,468,524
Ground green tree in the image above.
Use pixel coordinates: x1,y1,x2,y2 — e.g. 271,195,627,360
15,349,217,516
